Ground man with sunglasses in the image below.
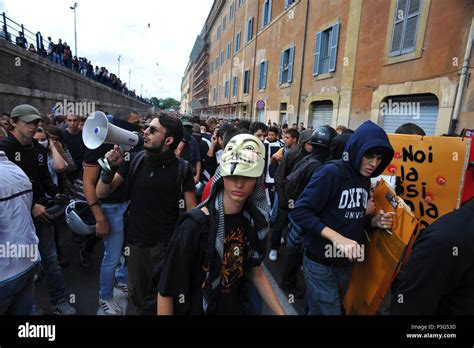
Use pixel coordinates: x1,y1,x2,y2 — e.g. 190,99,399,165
0,104,76,315
96,113,197,314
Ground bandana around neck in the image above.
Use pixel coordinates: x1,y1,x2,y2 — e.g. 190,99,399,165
197,166,270,314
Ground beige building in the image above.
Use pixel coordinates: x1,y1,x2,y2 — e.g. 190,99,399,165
180,60,193,114
183,0,473,135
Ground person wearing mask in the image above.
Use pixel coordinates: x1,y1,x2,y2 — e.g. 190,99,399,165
157,134,285,315
0,104,76,315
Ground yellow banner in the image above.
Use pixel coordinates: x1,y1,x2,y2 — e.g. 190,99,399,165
383,135,470,231
344,179,418,315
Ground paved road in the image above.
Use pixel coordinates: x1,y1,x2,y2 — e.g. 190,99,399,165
34,223,305,315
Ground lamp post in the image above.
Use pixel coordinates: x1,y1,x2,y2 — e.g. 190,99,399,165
118,55,121,78
69,2,77,58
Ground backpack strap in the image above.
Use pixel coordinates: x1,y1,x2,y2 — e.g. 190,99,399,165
176,158,190,197
124,151,145,198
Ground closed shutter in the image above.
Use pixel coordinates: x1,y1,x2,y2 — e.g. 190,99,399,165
390,0,408,56
381,94,439,135
279,51,284,84
311,101,333,128
402,0,421,53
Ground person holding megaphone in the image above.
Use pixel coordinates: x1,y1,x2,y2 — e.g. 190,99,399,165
96,112,196,314
82,108,143,315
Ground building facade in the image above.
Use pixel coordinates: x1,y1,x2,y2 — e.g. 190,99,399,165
182,0,473,135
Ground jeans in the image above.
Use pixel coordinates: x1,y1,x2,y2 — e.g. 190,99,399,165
128,242,168,314
0,263,40,315
99,202,129,300
270,205,288,250
36,222,67,305
303,255,352,315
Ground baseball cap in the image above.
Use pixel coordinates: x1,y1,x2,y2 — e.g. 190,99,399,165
181,114,193,127
11,104,41,123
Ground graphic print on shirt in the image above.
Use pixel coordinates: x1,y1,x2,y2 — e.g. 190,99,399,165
337,187,369,220
220,225,245,294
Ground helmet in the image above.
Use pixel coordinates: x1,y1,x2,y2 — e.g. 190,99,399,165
65,200,96,236
310,125,337,148
220,134,265,178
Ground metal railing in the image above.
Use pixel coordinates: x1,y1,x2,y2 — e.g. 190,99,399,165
0,11,150,105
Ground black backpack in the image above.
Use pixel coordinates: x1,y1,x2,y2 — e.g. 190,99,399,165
284,154,323,202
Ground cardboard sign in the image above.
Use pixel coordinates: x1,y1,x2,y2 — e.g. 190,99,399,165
343,179,418,315
383,134,471,232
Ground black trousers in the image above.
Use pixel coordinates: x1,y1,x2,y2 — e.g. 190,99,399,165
270,204,288,250
281,247,303,288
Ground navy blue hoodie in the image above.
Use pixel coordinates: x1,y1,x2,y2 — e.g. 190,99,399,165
290,121,394,265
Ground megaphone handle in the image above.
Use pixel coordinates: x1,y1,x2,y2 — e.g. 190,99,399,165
98,158,112,172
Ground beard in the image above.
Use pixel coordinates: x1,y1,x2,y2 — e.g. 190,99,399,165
144,138,166,153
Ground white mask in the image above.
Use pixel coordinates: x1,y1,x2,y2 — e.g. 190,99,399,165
38,139,49,149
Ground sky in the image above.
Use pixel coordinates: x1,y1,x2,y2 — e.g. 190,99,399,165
0,0,214,100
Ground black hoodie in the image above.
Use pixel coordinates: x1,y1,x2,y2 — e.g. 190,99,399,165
0,133,58,204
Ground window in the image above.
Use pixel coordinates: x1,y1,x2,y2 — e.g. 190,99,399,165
235,32,241,52
218,85,221,98
243,70,250,94
238,0,243,8
258,61,267,90
229,4,234,21
213,87,217,101
246,18,254,42
284,0,296,9
279,46,295,84
217,25,221,40
232,76,238,97
220,50,225,65
280,103,288,124
313,23,340,76
227,42,231,59
222,16,226,31
225,80,229,98
261,0,272,29
390,0,422,56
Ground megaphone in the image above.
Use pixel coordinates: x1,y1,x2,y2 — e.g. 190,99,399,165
82,111,140,171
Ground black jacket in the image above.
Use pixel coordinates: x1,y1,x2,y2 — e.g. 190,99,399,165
391,200,474,315
0,134,58,204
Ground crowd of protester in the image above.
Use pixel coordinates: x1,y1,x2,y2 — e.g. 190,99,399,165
0,104,473,316
0,26,146,102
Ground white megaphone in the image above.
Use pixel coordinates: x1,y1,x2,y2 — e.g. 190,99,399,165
83,111,140,171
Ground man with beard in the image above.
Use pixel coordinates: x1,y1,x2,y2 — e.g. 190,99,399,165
96,113,196,314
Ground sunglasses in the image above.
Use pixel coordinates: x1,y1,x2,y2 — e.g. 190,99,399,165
148,126,167,136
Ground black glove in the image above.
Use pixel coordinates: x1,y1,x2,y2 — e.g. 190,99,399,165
100,166,118,184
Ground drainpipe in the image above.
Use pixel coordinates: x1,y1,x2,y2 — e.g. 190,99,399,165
450,17,474,135
295,0,310,125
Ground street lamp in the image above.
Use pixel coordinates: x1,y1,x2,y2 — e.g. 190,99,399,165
118,55,121,78
69,2,77,58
